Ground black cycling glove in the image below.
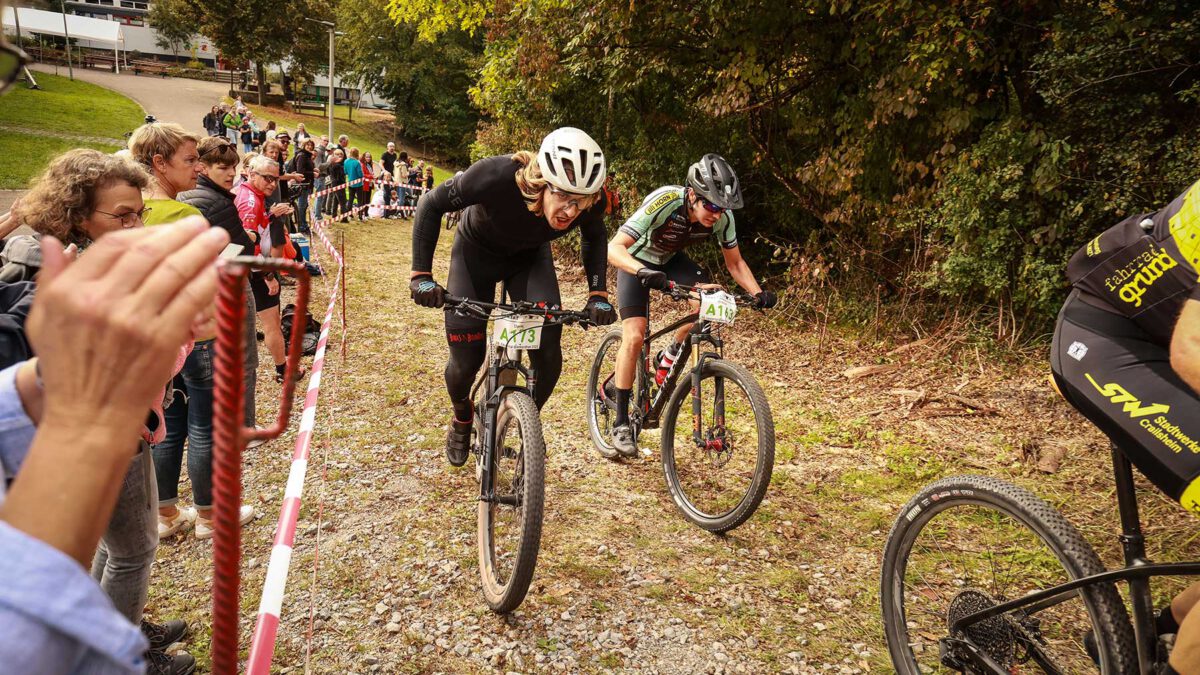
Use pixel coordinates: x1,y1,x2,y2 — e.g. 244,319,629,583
754,290,777,309
636,267,669,291
584,295,617,326
410,274,446,308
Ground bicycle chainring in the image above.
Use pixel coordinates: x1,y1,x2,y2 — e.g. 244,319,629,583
946,589,1015,668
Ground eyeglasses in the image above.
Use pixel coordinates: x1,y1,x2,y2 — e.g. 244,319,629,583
698,196,726,215
254,172,280,184
93,206,151,227
1,43,30,96
547,185,591,212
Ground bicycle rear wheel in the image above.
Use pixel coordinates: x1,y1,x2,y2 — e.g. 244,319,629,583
661,359,774,532
881,475,1136,674
477,390,545,613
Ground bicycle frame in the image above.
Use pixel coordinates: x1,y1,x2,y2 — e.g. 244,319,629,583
944,443,1200,675
633,312,724,433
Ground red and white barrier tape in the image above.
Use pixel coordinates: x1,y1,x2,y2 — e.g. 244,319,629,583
246,216,343,675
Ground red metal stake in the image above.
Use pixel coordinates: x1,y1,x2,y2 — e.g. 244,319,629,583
211,257,311,675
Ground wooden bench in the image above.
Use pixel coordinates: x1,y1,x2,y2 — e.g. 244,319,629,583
83,53,116,72
131,60,169,77
295,99,326,113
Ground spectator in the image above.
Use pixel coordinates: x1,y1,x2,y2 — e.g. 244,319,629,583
265,120,277,142
337,134,350,157
276,129,292,164
294,122,310,145
203,105,223,137
424,165,434,192
128,122,204,223
381,142,397,217
392,151,410,218
0,219,228,675
239,116,255,153
235,156,306,384
408,159,421,187
343,148,363,218
321,148,347,218
24,140,199,672
222,105,242,144
361,151,377,221
312,136,330,217
292,139,316,232
234,151,259,190
161,138,257,541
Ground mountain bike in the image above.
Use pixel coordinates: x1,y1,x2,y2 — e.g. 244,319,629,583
585,283,775,533
444,294,592,613
880,436,1200,672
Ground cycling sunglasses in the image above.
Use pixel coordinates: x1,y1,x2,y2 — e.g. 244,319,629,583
699,196,726,215
0,43,30,95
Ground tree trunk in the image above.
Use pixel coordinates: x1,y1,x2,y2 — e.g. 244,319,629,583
255,61,266,105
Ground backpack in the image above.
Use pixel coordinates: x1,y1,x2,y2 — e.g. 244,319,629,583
280,303,320,356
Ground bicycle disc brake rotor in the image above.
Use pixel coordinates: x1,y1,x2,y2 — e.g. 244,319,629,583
947,589,1015,667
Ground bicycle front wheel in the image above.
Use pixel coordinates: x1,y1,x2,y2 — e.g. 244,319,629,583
477,391,545,613
661,359,774,532
586,328,624,459
881,475,1136,674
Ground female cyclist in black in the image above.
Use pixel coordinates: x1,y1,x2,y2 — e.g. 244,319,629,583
409,127,617,466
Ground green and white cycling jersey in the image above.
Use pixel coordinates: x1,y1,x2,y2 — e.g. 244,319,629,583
618,185,737,265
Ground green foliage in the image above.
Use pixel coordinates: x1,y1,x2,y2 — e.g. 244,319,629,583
341,0,482,162
386,0,1200,325
147,0,196,57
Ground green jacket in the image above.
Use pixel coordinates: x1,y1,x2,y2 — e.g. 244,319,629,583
223,112,243,130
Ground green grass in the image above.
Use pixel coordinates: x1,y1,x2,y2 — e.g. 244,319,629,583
0,131,122,188
0,73,143,139
228,100,456,182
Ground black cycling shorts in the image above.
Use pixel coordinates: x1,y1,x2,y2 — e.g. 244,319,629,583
250,273,281,312
616,253,710,320
1051,290,1200,511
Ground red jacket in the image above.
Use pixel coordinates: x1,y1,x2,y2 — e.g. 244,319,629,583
234,182,271,254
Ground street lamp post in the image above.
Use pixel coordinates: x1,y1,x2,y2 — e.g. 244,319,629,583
305,18,337,142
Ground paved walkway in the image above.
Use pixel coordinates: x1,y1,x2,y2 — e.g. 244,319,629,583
1,66,230,212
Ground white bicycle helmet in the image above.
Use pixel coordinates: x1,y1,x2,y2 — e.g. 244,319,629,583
537,127,606,195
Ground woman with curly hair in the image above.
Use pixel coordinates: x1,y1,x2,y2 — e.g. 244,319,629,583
2,149,151,280
5,146,196,672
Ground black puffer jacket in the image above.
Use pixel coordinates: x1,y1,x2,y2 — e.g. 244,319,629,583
179,174,255,256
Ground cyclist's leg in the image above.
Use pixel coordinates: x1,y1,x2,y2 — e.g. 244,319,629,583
665,253,710,346
614,268,652,427
444,238,495,418
1052,293,1200,670
505,244,561,409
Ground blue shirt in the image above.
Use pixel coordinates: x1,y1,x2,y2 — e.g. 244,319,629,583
0,362,149,674
343,158,363,187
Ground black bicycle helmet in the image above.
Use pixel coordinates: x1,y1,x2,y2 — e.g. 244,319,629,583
686,153,743,210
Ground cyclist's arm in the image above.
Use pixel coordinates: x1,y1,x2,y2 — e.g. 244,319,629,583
411,156,506,277
578,216,609,297
1170,299,1200,392
720,245,763,296
607,231,644,276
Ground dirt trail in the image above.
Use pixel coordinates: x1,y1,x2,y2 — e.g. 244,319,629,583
148,217,1200,673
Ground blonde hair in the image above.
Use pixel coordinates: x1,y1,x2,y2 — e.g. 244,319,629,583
241,152,260,174
20,149,149,245
511,151,597,216
127,122,199,171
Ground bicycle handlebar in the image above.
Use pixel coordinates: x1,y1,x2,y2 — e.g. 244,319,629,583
661,282,760,307
443,294,594,325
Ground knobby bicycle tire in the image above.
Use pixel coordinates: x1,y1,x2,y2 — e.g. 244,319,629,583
881,475,1137,674
477,390,546,613
586,328,624,459
661,359,774,533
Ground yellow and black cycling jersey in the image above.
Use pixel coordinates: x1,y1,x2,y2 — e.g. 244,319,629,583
1067,179,1200,345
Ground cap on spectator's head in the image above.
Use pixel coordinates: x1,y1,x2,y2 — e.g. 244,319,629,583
277,130,291,140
